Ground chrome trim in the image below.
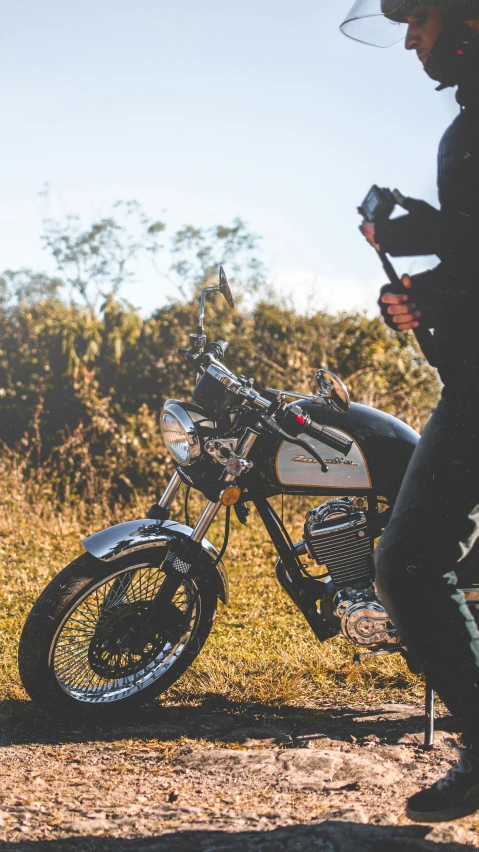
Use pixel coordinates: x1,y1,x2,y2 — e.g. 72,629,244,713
206,362,244,395
191,501,222,543
223,429,259,483
237,428,259,458
333,589,399,649
204,362,270,411
205,438,239,465
82,519,229,604
160,402,202,465
158,470,183,508
280,391,327,404
84,521,170,561
308,518,366,538
270,379,350,408
84,519,219,563
199,287,216,328
198,268,234,329
316,369,351,413
50,566,200,704
238,386,270,410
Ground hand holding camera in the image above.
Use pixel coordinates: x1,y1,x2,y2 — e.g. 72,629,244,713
358,185,431,345
359,221,380,251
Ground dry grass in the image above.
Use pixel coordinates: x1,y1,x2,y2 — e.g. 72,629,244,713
0,455,423,709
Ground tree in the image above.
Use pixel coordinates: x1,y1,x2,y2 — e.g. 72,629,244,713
42,199,166,310
0,269,62,306
40,195,266,310
170,218,266,298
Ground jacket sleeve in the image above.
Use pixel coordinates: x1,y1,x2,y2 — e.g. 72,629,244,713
375,199,442,258
407,267,445,328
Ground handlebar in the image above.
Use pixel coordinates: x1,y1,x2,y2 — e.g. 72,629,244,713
185,339,346,473
304,422,353,455
258,415,329,473
278,404,353,457
204,339,229,361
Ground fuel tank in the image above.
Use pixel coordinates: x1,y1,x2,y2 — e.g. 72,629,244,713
258,401,419,502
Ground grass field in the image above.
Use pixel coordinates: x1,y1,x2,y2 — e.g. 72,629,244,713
0,454,423,710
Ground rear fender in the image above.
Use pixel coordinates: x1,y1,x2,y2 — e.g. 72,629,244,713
83,519,229,605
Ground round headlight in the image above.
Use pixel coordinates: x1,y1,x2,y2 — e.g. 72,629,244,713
160,403,201,466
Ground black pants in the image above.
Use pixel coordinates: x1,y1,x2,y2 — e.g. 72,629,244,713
375,389,479,749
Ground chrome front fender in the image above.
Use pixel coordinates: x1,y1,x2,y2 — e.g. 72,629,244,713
83,519,229,605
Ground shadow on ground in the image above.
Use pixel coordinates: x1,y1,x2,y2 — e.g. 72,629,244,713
0,696,456,749
0,822,474,851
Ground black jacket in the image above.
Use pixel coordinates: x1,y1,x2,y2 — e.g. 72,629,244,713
375,89,479,385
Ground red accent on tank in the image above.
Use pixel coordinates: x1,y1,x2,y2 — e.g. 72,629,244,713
457,49,465,55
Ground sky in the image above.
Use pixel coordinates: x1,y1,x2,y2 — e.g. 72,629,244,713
0,0,459,316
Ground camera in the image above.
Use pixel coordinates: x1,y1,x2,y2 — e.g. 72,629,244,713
358,185,396,224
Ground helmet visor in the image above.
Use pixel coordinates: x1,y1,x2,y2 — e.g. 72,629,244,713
340,0,409,47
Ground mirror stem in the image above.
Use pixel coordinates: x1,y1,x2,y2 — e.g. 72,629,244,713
199,286,220,329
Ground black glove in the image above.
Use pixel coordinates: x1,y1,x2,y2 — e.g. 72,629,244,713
375,196,441,258
378,268,440,332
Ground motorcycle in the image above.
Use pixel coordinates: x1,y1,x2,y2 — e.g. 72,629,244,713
18,268,479,717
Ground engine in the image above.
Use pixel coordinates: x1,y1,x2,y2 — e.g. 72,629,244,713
301,498,398,649
303,498,372,589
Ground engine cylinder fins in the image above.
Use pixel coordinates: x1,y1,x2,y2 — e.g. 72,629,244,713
303,497,373,591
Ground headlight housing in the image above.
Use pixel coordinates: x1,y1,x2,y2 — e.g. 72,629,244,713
160,402,202,466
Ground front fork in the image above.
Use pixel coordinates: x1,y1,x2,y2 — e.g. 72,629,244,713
155,428,258,545
147,429,259,622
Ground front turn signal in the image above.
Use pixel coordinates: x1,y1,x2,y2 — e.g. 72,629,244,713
220,486,241,506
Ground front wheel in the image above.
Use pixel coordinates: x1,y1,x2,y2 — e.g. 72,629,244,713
18,551,217,717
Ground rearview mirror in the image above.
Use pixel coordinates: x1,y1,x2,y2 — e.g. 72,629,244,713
198,266,235,346
219,266,235,308
316,369,350,413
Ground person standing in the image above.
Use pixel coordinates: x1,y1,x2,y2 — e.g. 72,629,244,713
341,1,479,823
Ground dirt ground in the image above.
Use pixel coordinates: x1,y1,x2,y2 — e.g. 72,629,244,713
1,700,479,851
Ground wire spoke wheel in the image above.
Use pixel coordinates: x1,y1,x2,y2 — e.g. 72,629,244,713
52,564,199,704
19,550,218,716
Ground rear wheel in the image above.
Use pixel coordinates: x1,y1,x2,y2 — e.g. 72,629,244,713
18,550,217,717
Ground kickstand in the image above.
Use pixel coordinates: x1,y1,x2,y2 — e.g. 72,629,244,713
423,679,435,751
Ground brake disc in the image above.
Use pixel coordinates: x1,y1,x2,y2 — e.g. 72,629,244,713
88,601,167,678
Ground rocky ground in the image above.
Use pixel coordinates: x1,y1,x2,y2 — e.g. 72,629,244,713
1,700,479,851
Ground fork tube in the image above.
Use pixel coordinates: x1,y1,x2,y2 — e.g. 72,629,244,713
235,428,258,460
157,470,183,509
191,500,222,543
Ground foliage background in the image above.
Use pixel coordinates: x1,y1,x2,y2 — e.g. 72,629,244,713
0,201,440,506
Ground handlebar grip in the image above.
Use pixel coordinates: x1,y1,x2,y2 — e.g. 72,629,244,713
305,423,353,456
259,415,329,472
204,339,229,361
